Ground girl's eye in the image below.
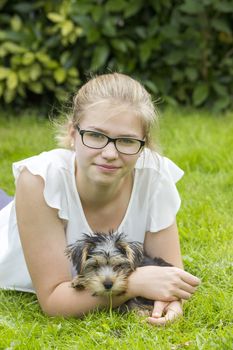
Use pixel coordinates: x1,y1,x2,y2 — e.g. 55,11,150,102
118,138,136,145
88,132,105,139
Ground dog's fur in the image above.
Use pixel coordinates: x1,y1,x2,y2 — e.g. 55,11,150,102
65,231,172,314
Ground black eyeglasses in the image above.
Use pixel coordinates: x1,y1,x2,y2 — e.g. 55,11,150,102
75,125,145,155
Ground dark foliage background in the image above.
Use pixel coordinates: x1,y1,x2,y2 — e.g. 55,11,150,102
0,0,232,112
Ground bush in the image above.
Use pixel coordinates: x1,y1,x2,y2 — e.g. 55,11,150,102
0,0,232,112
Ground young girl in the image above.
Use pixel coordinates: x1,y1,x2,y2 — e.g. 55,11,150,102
0,73,200,325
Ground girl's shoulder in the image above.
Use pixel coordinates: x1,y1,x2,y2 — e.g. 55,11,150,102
12,149,75,221
135,148,184,184
13,148,75,178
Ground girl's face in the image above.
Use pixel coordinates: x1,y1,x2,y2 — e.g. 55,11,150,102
71,106,145,187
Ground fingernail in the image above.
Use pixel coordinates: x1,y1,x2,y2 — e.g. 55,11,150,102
153,312,161,318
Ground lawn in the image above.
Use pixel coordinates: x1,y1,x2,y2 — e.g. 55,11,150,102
0,108,232,349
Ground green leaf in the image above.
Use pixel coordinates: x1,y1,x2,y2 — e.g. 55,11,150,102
0,46,6,58
185,67,198,82
105,0,127,12
47,12,65,23
17,83,26,98
18,69,30,83
180,0,204,14
212,95,230,112
163,95,178,107
10,54,22,67
29,63,42,81
10,15,22,31
172,70,184,82
192,83,209,106
42,78,55,91
86,27,101,44
67,76,80,87
124,0,143,18
13,2,40,13
0,67,9,80
91,5,103,22
54,68,67,84
111,39,127,53
7,71,18,90
60,51,71,66
164,51,183,65
61,20,74,37
67,67,79,78
3,41,26,54
214,2,233,13
90,45,109,71
22,52,35,65
213,82,228,97
29,81,43,94
36,52,50,64
4,88,16,103
143,80,159,94
0,29,26,42
102,18,117,37
139,41,153,63
0,0,7,10
0,82,4,97
36,52,59,69
211,18,232,34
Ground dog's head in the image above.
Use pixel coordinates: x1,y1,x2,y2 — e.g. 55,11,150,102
65,231,143,296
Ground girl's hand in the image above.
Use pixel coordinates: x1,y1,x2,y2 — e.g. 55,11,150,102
147,300,183,326
128,266,200,302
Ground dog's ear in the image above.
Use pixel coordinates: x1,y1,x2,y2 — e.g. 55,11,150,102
65,240,92,274
116,240,143,269
127,241,144,268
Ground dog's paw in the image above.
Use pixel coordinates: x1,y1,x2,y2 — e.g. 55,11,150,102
71,276,85,289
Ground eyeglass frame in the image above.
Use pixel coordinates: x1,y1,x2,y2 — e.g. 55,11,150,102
75,125,145,155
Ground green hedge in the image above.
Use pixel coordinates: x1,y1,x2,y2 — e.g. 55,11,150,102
0,0,232,112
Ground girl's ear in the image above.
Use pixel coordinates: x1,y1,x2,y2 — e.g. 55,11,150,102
69,122,76,137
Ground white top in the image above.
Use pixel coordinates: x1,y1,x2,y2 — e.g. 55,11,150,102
0,148,184,293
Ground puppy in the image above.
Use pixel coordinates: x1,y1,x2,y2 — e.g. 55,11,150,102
65,231,172,314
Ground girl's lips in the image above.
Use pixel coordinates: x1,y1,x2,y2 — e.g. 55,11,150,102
95,164,121,172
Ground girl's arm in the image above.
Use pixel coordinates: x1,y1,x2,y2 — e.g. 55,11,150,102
144,222,184,268
16,169,199,318
127,223,200,302
15,169,130,317
128,223,199,325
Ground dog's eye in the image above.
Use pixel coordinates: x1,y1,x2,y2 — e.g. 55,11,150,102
116,245,126,255
113,264,124,271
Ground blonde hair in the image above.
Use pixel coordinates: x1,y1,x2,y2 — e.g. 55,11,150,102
55,73,159,150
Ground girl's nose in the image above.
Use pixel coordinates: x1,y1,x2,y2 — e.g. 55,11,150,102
101,141,119,159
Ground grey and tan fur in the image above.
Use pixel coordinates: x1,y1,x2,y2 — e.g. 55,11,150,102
65,231,172,314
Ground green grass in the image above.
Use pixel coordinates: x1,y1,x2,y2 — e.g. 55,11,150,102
0,108,233,349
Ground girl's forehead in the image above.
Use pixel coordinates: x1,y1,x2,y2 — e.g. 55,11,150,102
80,104,144,134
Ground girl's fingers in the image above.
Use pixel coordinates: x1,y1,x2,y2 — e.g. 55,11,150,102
179,281,197,295
147,311,178,326
147,316,167,326
180,270,201,287
148,303,183,326
175,290,192,300
152,301,169,318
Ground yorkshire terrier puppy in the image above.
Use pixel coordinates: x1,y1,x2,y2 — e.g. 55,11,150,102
65,231,172,314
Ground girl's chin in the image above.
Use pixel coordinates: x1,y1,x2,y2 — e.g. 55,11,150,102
89,169,122,185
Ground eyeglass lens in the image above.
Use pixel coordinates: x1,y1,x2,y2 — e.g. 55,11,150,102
83,131,142,154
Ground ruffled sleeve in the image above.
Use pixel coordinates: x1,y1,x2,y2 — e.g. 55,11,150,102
12,150,73,221
147,156,184,232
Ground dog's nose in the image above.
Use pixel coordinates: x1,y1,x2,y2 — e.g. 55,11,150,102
103,281,113,290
